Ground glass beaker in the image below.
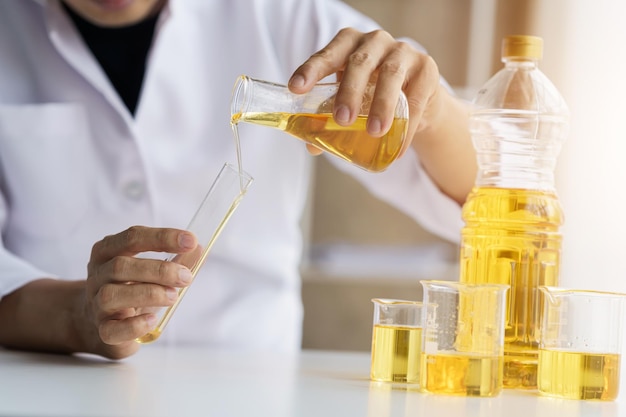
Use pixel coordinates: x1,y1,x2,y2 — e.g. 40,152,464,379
370,298,423,383
420,280,509,397
230,75,409,173
538,286,626,401
136,163,253,343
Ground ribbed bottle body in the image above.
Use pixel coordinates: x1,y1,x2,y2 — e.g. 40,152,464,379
459,36,569,389
460,186,564,388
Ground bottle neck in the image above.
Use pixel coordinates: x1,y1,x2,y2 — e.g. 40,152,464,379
503,57,539,70
471,56,566,191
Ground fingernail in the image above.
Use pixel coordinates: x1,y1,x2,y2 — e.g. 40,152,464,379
289,75,305,89
178,267,193,285
334,105,350,124
178,233,195,249
368,118,382,135
166,287,179,301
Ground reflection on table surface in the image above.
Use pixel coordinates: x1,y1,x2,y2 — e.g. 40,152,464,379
0,346,621,417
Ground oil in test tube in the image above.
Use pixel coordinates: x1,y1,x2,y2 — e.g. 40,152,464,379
136,163,253,344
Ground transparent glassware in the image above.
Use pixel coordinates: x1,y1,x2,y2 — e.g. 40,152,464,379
458,35,570,389
420,280,509,397
230,75,409,173
370,298,423,384
538,287,626,401
136,163,253,343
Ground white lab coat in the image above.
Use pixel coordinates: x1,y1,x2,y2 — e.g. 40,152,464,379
0,0,462,351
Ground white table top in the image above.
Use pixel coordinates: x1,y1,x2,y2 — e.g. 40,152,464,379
0,346,621,417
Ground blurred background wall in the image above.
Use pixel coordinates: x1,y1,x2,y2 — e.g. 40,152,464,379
302,0,626,351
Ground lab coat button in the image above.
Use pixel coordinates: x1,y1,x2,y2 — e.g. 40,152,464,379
123,181,145,200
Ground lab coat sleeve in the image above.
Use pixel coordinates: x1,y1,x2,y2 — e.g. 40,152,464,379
0,192,56,299
325,147,464,244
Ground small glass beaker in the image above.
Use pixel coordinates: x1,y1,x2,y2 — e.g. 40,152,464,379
230,75,409,173
538,286,626,401
420,280,509,397
370,298,423,383
136,163,253,343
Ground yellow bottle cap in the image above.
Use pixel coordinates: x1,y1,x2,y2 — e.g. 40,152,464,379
502,35,543,60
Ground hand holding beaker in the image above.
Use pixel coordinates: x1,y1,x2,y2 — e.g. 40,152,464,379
231,76,408,173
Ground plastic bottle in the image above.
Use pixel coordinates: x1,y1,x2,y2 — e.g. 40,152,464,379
459,35,569,389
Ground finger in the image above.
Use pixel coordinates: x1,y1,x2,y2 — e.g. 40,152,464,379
402,54,440,153
98,256,194,287
334,30,394,127
171,244,204,270
306,143,324,156
95,282,178,315
99,313,158,345
365,42,414,137
288,27,362,93
90,226,197,264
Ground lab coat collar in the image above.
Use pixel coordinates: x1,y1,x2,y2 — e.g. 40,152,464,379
156,0,173,33
42,0,131,125
35,0,175,130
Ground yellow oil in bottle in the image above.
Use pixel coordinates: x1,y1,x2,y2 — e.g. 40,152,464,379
459,187,564,389
370,324,422,383
538,349,621,400
231,112,407,173
420,353,503,396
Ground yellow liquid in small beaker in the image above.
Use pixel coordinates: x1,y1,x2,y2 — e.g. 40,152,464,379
231,112,407,173
421,353,503,396
370,324,422,383
538,349,620,400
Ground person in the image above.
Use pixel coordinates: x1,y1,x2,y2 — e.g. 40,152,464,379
0,0,476,360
